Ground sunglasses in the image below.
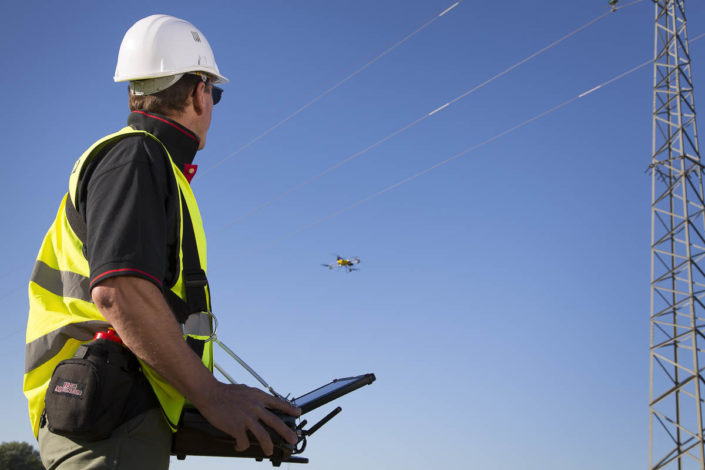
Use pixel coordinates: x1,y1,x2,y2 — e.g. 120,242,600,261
210,85,223,105
193,73,223,105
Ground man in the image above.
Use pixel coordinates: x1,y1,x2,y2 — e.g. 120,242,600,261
23,14,299,469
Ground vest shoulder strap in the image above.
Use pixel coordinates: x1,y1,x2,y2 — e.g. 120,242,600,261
68,128,149,209
164,191,210,329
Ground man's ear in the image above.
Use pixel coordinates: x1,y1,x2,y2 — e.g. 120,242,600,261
192,81,207,115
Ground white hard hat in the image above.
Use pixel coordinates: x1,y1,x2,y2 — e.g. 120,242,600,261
114,15,228,94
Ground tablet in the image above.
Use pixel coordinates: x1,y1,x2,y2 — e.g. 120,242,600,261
292,373,376,414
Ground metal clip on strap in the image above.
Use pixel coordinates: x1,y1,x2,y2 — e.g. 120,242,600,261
184,269,207,288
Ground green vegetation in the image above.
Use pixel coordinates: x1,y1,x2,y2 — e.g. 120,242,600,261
0,441,42,470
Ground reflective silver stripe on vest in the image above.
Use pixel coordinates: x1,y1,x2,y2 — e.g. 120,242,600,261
30,260,92,303
24,320,110,373
183,312,212,336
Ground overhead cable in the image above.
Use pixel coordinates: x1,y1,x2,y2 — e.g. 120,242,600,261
196,1,464,180
226,34,704,262
212,0,644,234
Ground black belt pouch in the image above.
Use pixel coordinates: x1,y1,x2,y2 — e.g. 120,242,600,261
44,338,140,441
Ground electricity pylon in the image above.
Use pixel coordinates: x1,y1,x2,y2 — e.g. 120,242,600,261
649,0,703,468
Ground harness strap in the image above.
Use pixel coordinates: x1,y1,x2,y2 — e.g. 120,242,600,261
165,192,209,358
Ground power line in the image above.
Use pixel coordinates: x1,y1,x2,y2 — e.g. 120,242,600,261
211,0,645,235
431,0,644,112
195,0,464,180
226,38,702,263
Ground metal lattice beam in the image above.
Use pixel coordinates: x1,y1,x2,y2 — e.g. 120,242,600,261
650,1,704,468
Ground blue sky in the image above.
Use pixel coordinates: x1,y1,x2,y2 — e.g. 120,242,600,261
2,1,705,469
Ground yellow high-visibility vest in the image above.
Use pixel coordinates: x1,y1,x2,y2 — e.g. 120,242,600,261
24,127,213,437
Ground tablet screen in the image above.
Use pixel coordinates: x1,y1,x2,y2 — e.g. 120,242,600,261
292,374,375,414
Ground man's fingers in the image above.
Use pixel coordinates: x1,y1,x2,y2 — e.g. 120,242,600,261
264,395,301,417
246,421,275,456
231,384,299,416
233,430,250,452
259,409,299,445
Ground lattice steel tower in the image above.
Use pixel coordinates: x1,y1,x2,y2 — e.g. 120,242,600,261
650,0,703,468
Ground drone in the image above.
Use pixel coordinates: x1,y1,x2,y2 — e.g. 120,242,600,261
321,255,361,272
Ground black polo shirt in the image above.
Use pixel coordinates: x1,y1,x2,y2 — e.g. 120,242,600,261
77,110,201,291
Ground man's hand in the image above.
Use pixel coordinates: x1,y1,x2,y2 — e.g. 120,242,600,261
198,382,301,455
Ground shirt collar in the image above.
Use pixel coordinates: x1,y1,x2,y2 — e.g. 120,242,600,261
126,111,200,169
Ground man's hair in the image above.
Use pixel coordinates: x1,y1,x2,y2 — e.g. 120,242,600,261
128,74,202,115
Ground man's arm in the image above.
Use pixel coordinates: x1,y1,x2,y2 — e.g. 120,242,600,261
91,275,300,456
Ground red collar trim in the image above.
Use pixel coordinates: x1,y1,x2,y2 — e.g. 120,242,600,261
132,110,199,143
183,164,198,183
